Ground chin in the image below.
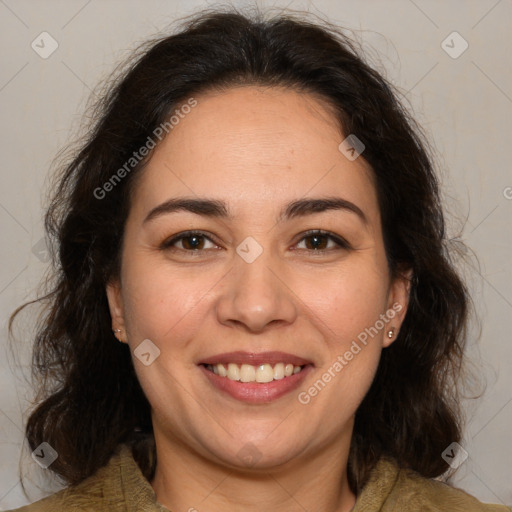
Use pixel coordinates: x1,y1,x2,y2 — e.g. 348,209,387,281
202,433,305,471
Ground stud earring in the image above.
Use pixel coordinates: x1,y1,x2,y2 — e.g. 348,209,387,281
387,328,395,339
113,328,124,342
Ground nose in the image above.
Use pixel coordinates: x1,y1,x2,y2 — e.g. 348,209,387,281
215,249,298,333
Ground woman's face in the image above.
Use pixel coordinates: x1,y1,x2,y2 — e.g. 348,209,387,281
107,85,409,470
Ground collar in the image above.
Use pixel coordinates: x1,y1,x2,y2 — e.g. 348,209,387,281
98,444,169,511
106,444,400,512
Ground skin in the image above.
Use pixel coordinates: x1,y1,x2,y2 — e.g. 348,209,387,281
106,85,411,512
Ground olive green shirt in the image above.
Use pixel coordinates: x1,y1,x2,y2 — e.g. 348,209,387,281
8,444,511,511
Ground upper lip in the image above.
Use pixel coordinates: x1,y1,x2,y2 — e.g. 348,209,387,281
199,351,313,367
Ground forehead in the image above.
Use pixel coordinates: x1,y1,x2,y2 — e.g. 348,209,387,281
130,86,378,223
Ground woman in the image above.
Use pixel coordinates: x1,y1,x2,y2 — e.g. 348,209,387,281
8,7,510,512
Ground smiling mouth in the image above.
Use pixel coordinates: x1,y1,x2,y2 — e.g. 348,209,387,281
202,362,305,383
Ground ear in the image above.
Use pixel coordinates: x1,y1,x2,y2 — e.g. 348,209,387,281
106,278,127,344
383,267,413,348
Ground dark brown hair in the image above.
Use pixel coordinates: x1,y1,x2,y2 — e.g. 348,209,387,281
10,5,470,494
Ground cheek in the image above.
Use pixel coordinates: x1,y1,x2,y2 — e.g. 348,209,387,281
295,266,388,429
296,262,390,345
120,235,391,349
120,255,213,345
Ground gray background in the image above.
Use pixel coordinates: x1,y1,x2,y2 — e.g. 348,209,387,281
1,0,511,508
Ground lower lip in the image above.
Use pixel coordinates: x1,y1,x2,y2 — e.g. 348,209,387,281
199,364,313,404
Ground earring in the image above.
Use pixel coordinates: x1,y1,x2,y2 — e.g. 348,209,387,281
113,328,124,342
387,328,395,339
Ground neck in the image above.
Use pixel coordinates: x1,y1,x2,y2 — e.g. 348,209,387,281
150,428,357,512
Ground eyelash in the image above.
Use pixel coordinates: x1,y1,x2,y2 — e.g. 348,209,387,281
160,229,351,255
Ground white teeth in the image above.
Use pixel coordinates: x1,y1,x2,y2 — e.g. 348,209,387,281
273,362,285,380
240,364,256,382
227,363,240,381
256,364,274,383
206,362,304,382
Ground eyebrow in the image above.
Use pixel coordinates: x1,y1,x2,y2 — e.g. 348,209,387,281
143,196,368,225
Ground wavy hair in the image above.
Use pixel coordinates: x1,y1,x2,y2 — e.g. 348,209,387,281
10,5,470,494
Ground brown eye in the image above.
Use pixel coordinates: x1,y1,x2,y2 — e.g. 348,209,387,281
295,230,350,252
303,233,329,251
161,231,217,252
179,234,206,250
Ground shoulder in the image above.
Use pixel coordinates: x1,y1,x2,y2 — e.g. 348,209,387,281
5,467,115,512
5,488,101,512
353,456,510,512
387,459,510,511
5,480,106,512
5,444,158,512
